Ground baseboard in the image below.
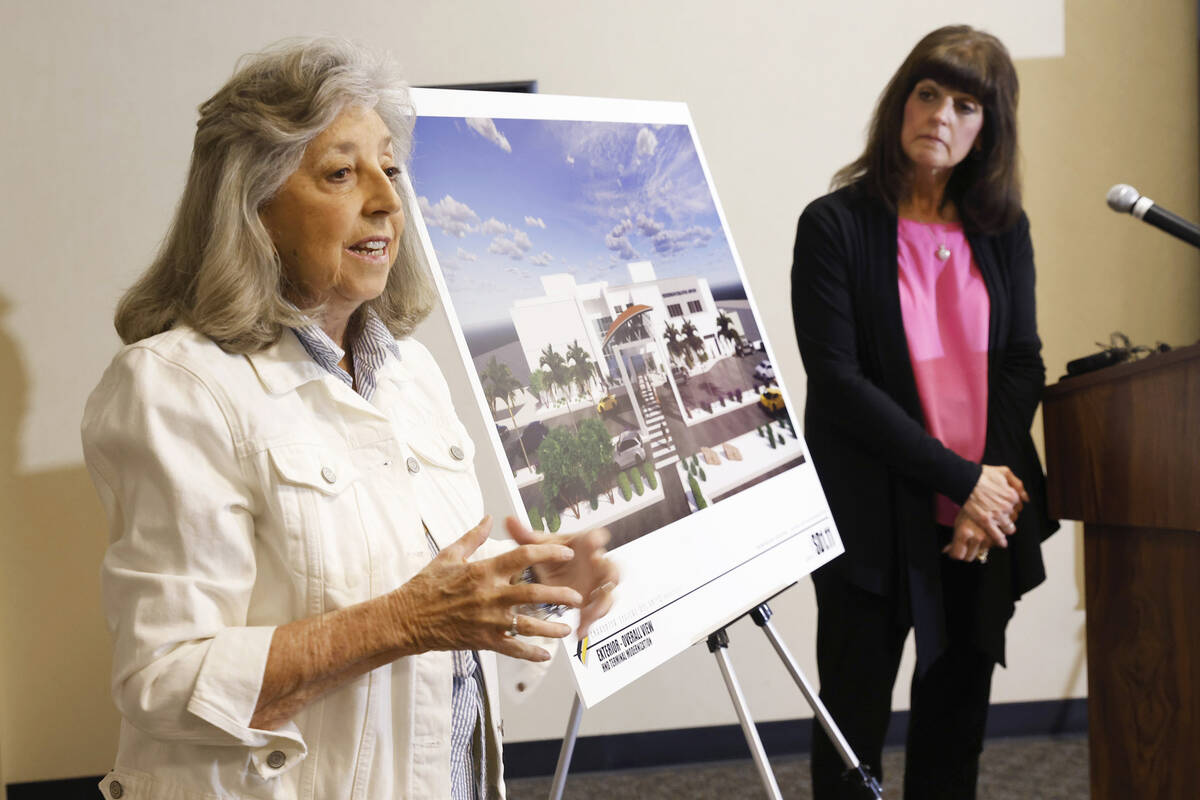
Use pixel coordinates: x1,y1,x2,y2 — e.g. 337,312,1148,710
4,698,1087,796
501,697,1088,778
5,776,100,800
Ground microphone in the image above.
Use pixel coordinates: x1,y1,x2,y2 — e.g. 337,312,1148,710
1106,184,1200,249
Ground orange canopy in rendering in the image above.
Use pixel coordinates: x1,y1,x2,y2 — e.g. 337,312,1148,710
601,304,653,349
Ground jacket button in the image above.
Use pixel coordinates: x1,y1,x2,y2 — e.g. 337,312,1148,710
267,749,287,769
109,781,124,799
320,466,337,483
450,445,464,461
406,457,420,474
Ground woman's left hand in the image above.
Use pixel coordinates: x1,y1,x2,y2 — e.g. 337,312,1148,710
946,485,1026,562
505,517,619,637
943,510,993,562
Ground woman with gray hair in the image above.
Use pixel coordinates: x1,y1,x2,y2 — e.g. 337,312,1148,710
83,38,617,799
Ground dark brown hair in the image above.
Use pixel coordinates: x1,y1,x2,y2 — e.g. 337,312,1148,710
833,25,1021,233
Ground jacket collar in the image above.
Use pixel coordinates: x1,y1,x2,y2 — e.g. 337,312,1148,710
244,329,331,395
245,328,412,411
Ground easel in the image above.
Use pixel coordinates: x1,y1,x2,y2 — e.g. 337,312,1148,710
548,593,883,799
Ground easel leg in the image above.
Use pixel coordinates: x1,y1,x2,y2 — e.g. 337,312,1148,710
750,604,882,798
545,597,880,799
548,693,584,800
708,629,784,800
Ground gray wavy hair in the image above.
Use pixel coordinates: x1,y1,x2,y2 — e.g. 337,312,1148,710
115,37,435,352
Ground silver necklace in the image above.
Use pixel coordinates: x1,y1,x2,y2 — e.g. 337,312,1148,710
924,224,951,261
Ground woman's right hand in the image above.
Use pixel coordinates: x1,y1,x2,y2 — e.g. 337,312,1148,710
961,465,1028,547
388,516,584,662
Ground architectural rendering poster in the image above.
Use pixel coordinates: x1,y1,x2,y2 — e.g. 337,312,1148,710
406,88,842,706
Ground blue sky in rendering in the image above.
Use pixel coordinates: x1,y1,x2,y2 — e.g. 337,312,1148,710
409,116,742,330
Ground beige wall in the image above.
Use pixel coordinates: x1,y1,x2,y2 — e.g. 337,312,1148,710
1,0,1196,786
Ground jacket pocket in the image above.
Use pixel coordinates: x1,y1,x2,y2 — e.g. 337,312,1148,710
407,417,484,523
267,444,359,495
97,768,222,799
407,418,475,471
266,443,371,605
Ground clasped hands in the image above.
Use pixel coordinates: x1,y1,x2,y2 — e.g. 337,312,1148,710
942,465,1029,563
391,516,618,663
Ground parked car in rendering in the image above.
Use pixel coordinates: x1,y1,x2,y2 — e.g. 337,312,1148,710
670,366,689,385
596,393,617,413
522,420,549,454
754,359,775,381
735,340,756,357
759,387,786,413
611,429,646,470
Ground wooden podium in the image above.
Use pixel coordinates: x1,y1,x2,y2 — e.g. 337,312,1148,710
1043,343,1200,800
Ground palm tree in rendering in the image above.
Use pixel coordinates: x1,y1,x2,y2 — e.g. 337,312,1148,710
681,319,705,364
566,340,596,400
481,356,532,471
529,369,549,407
716,310,741,353
481,357,504,416
539,344,570,402
663,322,683,365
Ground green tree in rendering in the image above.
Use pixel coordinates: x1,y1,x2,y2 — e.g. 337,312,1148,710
716,311,742,353
529,369,549,407
537,426,583,518
482,356,532,471
566,340,597,400
663,322,684,365
575,418,615,505
681,319,706,364
481,357,504,415
539,344,572,405
689,474,707,509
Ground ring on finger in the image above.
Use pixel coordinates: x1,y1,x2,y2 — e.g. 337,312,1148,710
976,549,989,564
506,614,520,638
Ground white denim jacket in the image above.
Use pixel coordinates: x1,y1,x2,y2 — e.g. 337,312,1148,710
82,325,539,800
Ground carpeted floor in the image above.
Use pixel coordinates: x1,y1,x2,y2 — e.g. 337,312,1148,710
507,733,1089,799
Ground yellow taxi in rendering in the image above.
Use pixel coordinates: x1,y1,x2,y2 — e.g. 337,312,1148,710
759,387,785,413
597,393,617,413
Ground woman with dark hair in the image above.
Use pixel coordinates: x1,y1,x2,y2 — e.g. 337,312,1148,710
791,25,1057,799
82,38,616,799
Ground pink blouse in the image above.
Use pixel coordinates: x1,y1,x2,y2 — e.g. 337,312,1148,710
897,218,990,526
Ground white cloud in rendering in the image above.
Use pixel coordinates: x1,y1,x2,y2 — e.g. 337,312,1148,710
418,194,479,238
456,247,477,262
489,230,532,259
465,117,513,153
489,237,523,258
480,217,510,236
635,127,658,158
651,225,714,255
608,218,633,238
635,213,664,236
605,224,639,260
525,216,547,228
530,251,553,266
511,230,533,251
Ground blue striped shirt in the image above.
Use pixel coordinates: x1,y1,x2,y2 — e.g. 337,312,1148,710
289,309,400,402
290,310,487,799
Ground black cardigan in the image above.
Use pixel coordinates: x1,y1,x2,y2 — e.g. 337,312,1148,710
791,184,1058,669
